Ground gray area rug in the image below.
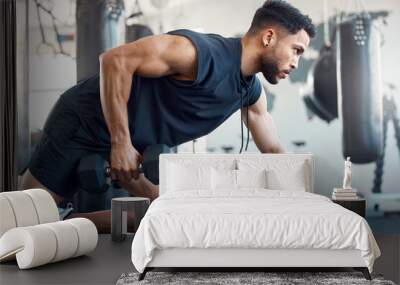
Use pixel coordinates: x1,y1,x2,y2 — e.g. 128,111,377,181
116,271,396,285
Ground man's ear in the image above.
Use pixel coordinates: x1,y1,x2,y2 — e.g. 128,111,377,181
262,29,275,47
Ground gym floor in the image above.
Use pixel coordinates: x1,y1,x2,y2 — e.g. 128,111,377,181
0,235,134,285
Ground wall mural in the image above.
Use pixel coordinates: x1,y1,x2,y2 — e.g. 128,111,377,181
27,1,399,234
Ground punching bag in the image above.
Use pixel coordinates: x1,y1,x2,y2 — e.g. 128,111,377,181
313,45,338,120
338,14,383,163
75,0,127,212
76,0,125,82
126,24,153,43
303,44,338,123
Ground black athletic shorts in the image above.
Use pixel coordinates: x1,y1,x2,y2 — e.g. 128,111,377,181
28,99,111,198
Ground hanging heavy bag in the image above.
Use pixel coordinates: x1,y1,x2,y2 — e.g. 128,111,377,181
76,0,125,82
338,14,383,163
303,44,338,123
126,24,153,43
313,45,338,121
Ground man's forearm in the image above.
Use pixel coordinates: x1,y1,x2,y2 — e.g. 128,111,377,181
249,112,285,153
99,52,133,146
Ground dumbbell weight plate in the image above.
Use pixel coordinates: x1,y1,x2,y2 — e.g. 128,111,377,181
77,154,110,194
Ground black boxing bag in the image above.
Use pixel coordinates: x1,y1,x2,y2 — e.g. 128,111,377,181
313,45,338,120
126,24,153,42
303,44,338,123
338,14,383,163
76,0,125,82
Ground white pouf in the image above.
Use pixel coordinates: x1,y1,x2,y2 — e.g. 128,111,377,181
0,218,98,269
0,189,98,269
24,188,59,224
0,191,39,227
0,196,17,237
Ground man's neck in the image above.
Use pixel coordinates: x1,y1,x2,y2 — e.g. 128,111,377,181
240,35,261,77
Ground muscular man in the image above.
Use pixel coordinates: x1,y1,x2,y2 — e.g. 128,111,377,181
21,0,315,230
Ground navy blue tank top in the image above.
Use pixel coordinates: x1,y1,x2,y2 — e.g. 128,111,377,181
60,29,261,154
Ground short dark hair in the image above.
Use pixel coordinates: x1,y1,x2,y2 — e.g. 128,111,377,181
249,0,315,38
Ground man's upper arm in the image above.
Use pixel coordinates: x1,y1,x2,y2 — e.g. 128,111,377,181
242,86,268,121
250,86,268,116
242,86,284,153
99,34,197,79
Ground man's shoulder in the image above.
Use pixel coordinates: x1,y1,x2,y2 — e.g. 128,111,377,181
167,29,225,39
167,29,236,49
166,29,241,86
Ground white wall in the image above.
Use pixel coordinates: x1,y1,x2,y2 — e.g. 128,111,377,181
29,0,400,200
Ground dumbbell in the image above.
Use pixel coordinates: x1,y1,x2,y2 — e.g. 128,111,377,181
77,144,171,193
140,144,172,185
